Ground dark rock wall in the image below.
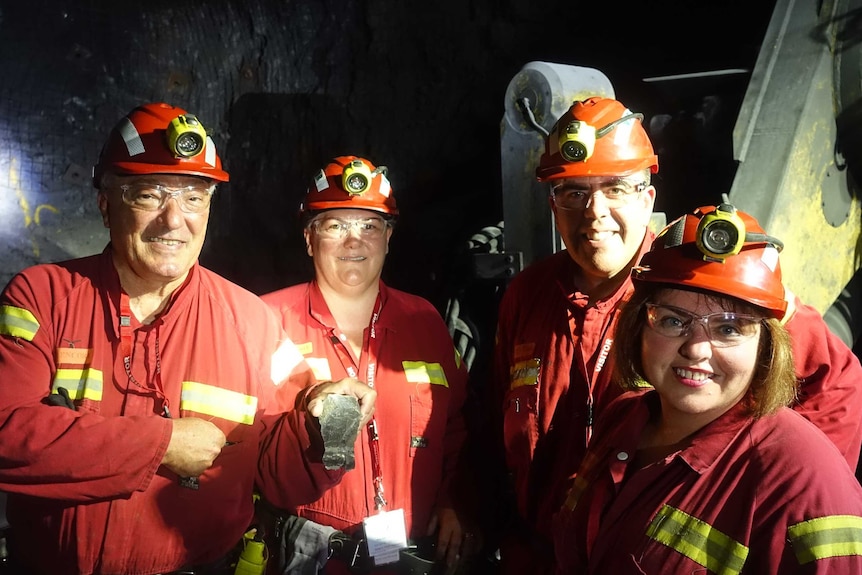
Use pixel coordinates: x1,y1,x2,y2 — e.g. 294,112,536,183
0,0,776,310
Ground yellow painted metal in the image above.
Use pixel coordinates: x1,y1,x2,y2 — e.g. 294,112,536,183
765,122,861,314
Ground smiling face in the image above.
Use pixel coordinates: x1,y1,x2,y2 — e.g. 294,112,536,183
550,173,655,292
304,208,393,295
640,288,762,432
98,174,213,294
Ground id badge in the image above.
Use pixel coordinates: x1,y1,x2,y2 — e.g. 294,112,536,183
362,508,408,565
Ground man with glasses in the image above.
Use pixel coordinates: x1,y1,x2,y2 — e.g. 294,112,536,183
0,103,376,575
488,97,862,574
260,156,475,574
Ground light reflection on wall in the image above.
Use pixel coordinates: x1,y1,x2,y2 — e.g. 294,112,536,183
0,132,41,259
0,124,107,289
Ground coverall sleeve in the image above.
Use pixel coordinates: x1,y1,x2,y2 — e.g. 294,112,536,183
255,360,346,510
786,295,862,472
0,276,171,501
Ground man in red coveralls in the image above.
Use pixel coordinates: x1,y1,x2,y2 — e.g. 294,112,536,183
490,96,862,575
0,103,375,575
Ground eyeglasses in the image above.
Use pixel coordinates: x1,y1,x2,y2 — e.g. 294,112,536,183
120,183,215,214
311,216,389,240
550,180,646,210
644,303,763,347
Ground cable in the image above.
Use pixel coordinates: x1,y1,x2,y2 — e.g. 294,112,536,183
517,97,549,137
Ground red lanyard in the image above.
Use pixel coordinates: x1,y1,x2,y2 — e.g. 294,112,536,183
326,295,387,510
119,292,169,417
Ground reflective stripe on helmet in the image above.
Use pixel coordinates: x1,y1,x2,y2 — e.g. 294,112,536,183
93,103,229,186
635,204,787,319
118,117,146,157
301,156,398,216
204,136,218,169
537,97,658,181
646,504,749,575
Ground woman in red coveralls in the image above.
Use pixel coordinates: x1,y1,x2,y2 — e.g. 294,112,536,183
554,201,862,574
261,156,475,574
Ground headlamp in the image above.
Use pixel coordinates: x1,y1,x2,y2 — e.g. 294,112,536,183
559,120,596,163
342,159,372,195
166,114,206,158
696,203,746,262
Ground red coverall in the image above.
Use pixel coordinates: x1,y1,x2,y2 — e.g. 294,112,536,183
261,280,469,573
553,391,862,574
0,248,343,575
493,242,862,574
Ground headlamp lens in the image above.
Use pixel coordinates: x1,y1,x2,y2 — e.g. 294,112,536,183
345,173,369,193
558,120,596,163
561,141,588,162
701,221,740,254
695,205,747,261
174,132,204,157
166,114,207,158
342,160,372,195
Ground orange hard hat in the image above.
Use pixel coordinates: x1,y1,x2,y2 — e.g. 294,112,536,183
536,97,658,181
633,203,787,319
93,102,229,187
300,156,398,217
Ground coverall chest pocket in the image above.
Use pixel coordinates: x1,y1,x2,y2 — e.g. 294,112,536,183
503,383,539,470
409,385,445,458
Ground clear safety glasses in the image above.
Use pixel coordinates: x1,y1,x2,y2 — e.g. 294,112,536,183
120,183,216,214
311,216,390,240
644,303,764,347
551,179,646,210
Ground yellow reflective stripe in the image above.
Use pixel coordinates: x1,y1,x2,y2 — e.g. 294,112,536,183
271,339,306,385
180,381,258,424
563,450,601,511
306,357,332,382
788,515,862,563
0,305,39,341
647,505,749,575
455,348,462,370
52,369,103,401
296,341,313,355
403,361,448,387
510,358,540,389
563,474,588,511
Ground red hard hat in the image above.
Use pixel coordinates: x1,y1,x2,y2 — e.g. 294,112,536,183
633,204,787,319
536,97,658,181
300,156,398,216
93,102,229,187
